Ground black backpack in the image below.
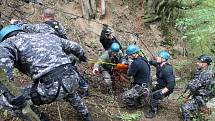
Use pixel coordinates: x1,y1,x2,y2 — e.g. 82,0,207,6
45,20,67,39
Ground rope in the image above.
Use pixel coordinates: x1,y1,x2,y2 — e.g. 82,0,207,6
88,59,117,66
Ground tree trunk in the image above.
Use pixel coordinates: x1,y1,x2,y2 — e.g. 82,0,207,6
80,0,96,19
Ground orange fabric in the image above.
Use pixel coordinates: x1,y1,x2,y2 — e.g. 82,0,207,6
116,64,128,70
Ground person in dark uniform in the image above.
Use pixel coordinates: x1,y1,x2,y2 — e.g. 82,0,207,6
99,25,122,50
145,50,175,118
122,44,151,106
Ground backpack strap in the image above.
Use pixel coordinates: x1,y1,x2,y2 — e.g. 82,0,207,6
44,20,67,39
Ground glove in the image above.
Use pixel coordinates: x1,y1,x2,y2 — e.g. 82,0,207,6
10,95,26,109
92,67,99,75
79,55,87,62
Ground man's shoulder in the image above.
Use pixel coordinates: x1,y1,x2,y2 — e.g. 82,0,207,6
164,63,173,68
162,63,174,73
202,69,214,77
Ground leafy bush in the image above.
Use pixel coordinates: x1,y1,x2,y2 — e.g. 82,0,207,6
176,0,215,67
117,111,142,121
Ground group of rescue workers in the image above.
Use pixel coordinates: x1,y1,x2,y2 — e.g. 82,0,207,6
0,8,213,121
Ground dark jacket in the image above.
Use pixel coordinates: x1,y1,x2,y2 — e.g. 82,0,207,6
149,61,175,92
99,31,122,50
127,57,151,86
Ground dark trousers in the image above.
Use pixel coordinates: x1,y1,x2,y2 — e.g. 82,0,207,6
150,86,172,111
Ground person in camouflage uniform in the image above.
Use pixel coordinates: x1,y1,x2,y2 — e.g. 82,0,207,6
41,8,68,39
122,44,151,106
41,8,89,97
0,24,93,121
93,42,124,95
11,17,89,97
181,55,213,121
0,24,48,121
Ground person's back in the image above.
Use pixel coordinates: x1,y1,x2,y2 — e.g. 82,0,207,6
122,45,150,106
128,57,150,85
149,59,175,92
0,31,82,79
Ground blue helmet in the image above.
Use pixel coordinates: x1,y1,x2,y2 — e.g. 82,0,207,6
126,44,140,55
0,24,22,42
158,50,170,60
111,42,120,52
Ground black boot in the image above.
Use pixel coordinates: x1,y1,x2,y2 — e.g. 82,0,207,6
145,108,156,119
82,113,93,121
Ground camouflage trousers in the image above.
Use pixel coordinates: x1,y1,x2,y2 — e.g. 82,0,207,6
180,96,206,121
30,64,89,116
122,84,149,106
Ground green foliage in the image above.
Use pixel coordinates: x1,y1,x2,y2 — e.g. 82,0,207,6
208,108,215,121
117,111,142,121
176,0,215,69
